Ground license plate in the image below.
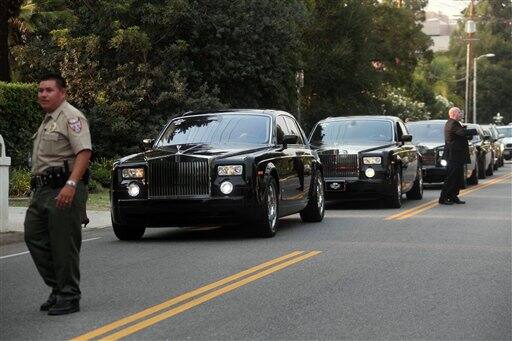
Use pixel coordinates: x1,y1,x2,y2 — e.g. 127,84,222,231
326,180,346,191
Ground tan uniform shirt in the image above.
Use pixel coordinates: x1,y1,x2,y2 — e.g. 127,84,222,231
31,101,92,175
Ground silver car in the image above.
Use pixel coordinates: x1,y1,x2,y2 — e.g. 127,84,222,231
496,126,512,161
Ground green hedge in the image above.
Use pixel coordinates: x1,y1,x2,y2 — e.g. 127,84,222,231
0,82,43,168
9,168,32,197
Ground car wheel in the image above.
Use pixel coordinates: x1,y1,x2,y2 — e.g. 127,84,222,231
254,177,278,238
387,171,402,208
467,163,478,185
112,222,146,241
406,167,423,200
486,159,494,176
478,157,486,179
300,172,325,222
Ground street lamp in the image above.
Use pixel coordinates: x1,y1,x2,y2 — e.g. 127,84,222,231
473,53,495,123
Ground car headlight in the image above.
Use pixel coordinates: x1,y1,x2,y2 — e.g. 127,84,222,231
440,159,448,167
220,181,234,194
121,168,145,179
365,168,375,178
363,157,381,165
217,165,243,176
127,182,141,197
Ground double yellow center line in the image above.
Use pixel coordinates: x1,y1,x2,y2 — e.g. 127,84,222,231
72,250,321,341
386,172,512,221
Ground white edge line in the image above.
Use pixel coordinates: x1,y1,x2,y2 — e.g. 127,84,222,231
0,237,101,260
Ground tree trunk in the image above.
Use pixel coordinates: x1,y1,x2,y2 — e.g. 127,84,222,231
0,13,11,82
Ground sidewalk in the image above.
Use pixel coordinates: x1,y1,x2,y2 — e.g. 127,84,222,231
2,206,111,233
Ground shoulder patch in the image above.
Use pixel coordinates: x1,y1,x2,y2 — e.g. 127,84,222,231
68,118,82,133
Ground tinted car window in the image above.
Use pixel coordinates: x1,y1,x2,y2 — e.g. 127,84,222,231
406,123,445,142
276,116,290,144
466,124,482,142
157,114,270,146
310,120,393,146
284,117,304,144
497,126,512,137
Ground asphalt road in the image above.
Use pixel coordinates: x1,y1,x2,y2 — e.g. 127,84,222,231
1,164,511,340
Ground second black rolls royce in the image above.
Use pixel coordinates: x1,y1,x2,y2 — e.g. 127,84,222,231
406,120,479,185
111,109,325,240
309,116,423,208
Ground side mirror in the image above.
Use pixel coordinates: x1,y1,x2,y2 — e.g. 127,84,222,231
282,134,299,149
140,138,155,151
483,135,491,141
400,134,413,143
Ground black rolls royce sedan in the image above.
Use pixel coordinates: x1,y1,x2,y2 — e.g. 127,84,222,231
110,109,325,240
406,120,479,185
309,116,423,208
466,123,494,179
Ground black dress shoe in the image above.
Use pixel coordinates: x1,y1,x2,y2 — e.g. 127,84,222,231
438,199,453,205
452,199,466,204
40,294,57,311
48,299,80,316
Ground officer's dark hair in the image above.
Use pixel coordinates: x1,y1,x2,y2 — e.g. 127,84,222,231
40,74,67,89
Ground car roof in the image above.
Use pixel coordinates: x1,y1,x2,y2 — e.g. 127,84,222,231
319,115,401,123
179,109,294,119
406,119,446,124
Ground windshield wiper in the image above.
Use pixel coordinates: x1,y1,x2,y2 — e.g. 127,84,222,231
179,143,209,154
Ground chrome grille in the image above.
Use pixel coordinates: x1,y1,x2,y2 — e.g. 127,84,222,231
148,158,210,198
320,154,358,177
422,150,436,166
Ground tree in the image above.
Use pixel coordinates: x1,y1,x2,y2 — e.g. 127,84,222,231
11,0,306,159
0,0,23,81
448,0,512,124
301,0,431,130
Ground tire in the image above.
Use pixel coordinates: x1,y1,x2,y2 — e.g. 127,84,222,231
406,166,423,200
486,158,494,176
467,163,478,185
460,164,468,189
386,171,402,208
300,172,325,222
112,222,146,241
478,157,486,179
253,177,279,238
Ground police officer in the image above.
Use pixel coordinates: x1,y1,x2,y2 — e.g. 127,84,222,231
439,107,477,205
24,74,91,315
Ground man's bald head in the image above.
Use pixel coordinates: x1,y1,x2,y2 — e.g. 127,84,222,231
448,107,463,121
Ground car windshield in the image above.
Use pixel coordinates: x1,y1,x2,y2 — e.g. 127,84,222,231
156,114,270,147
310,119,393,146
406,122,445,142
497,126,512,138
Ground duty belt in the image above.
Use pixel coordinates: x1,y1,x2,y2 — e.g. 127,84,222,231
31,173,67,190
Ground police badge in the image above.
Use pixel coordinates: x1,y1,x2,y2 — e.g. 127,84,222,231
68,118,82,133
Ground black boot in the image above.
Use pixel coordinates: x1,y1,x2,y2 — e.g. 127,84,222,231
40,294,57,311
438,197,453,205
48,298,80,316
451,197,466,204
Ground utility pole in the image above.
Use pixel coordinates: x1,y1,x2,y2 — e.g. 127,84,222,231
464,0,476,123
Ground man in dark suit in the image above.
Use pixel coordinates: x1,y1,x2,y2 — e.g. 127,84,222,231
439,107,478,205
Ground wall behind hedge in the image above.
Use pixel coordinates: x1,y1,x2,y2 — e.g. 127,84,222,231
0,82,43,168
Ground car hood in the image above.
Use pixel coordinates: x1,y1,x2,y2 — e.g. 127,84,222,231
414,141,445,150
313,143,396,155
117,144,269,165
502,137,512,145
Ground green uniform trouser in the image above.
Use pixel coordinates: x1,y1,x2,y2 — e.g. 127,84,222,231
24,182,87,300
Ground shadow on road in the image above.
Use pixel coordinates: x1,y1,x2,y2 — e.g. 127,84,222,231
129,216,309,243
